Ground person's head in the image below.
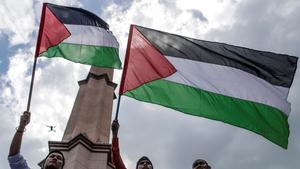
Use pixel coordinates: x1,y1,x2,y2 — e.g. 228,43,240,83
43,151,65,169
192,159,211,169
136,156,153,169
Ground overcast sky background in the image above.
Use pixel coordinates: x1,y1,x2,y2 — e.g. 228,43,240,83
1,0,300,169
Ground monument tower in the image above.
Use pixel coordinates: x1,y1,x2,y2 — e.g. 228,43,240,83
41,67,117,169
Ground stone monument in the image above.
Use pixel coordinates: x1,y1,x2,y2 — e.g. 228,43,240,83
40,67,117,169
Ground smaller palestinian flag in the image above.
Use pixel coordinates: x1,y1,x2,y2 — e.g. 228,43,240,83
120,25,298,148
35,3,121,69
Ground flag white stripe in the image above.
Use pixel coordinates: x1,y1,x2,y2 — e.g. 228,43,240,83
63,24,119,48
164,56,291,115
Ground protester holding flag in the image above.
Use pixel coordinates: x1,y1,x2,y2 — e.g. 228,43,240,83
111,120,154,169
8,111,65,169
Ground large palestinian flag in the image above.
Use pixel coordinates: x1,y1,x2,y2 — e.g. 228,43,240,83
120,25,298,148
35,3,121,69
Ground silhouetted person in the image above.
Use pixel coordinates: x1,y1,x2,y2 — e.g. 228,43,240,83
8,111,65,169
111,120,153,169
193,159,211,169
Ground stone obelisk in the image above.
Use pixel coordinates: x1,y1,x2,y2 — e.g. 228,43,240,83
41,67,117,169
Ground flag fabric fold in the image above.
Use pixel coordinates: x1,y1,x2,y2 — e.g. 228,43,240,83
36,3,122,69
120,25,298,148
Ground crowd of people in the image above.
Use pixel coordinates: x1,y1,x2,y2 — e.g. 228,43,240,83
8,112,211,169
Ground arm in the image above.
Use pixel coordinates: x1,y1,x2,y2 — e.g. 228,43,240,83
9,111,31,156
111,120,127,169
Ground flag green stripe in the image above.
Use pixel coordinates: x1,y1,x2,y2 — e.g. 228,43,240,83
41,43,122,69
124,79,289,148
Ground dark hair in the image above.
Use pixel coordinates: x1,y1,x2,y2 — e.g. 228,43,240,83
44,150,65,169
136,156,153,169
193,159,211,169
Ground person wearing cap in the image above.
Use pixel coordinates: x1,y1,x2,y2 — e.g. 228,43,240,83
111,120,153,169
192,159,211,169
8,111,65,169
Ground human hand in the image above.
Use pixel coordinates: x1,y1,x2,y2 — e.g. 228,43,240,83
19,111,31,130
111,120,119,137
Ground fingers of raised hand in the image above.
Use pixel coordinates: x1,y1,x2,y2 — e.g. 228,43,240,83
21,111,31,125
112,120,119,128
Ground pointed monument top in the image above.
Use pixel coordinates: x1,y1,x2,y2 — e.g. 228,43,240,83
89,66,114,81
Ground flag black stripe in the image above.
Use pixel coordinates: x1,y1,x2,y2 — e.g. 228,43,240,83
46,3,109,29
136,25,298,88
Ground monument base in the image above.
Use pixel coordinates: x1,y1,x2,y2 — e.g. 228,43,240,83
39,133,115,169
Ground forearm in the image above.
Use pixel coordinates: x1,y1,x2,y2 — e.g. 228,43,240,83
9,126,25,156
112,137,127,169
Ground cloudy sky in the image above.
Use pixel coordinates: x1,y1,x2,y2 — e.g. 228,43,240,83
1,0,300,169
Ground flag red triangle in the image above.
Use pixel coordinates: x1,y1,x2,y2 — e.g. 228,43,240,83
120,25,176,94
36,4,71,56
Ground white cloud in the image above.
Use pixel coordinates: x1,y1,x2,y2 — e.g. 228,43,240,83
175,0,239,29
1,48,34,113
104,0,209,48
0,0,35,45
0,0,82,46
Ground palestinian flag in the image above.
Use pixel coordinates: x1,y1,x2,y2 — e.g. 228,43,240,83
35,3,121,69
120,25,298,148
